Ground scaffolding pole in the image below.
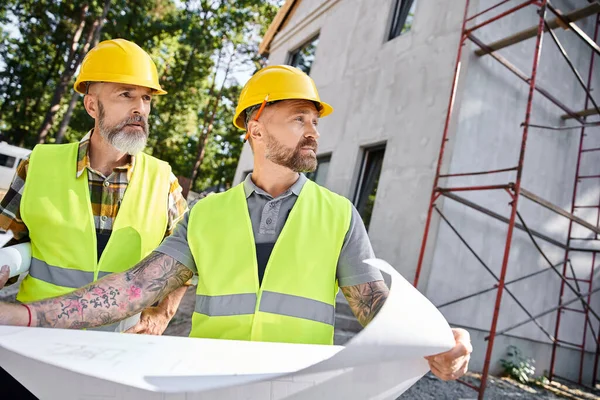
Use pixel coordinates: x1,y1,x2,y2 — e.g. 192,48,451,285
550,11,600,386
477,4,548,397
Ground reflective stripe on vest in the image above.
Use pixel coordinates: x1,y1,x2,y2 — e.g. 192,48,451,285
188,179,351,345
194,293,257,316
29,258,94,288
28,258,114,289
194,291,335,326
259,291,335,326
17,142,170,324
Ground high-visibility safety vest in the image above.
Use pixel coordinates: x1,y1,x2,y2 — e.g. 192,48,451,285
188,179,352,345
17,143,170,325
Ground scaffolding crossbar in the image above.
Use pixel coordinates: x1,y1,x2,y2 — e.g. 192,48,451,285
562,107,600,120
466,0,537,34
581,147,600,153
474,2,600,56
442,192,567,249
546,2,600,57
520,187,600,235
439,166,517,178
437,263,559,309
469,34,585,122
490,286,600,338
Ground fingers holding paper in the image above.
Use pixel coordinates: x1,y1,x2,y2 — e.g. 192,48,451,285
0,265,9,289
125,306,171,335
425,328,472,381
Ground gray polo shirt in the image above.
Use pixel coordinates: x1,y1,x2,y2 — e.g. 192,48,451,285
155,173,383,287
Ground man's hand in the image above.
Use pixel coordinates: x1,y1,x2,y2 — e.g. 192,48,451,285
426,328,472,381
125,306,172,335
125,284,188,335
0,265,9,289
341,281,471,382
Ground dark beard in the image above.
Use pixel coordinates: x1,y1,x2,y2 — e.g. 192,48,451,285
265,132,318,173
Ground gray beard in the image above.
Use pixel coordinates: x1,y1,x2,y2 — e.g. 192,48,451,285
102,129,148,155
97,103,149,155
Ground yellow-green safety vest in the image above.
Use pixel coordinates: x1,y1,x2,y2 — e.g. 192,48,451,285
18,143,170,313
188,179,352,345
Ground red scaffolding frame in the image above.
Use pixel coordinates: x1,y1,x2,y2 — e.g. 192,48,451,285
413,1,600,398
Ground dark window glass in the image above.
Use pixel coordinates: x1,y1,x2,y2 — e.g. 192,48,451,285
288,36,319,75
0,153,16,168
306,154,331,187
388,0,416,40
354,146,386,230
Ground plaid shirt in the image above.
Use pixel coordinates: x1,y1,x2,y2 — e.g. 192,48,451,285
0,131,188,244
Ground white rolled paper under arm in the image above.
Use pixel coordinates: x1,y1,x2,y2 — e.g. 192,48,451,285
0,242,32,278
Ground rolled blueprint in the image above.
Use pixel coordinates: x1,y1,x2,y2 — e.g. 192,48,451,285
0,258,455,400
0,242,32,278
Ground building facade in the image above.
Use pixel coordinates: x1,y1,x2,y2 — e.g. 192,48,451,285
233,0,600,382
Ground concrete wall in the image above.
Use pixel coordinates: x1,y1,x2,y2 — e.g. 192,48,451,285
233,0,600,382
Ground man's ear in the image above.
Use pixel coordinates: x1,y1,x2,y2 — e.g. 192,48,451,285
246,120,263,143
83,95,99,119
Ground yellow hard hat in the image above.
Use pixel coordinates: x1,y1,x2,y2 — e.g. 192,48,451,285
73,39,167,95
233,65,333,130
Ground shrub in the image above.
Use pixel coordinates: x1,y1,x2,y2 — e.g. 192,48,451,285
500,345,536,384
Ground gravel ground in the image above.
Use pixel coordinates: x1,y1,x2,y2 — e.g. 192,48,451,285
398,373,600,400
3,284,599,399
401,372,600,399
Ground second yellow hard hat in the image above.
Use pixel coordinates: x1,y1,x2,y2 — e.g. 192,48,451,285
74,39,166,95
233,65,333,130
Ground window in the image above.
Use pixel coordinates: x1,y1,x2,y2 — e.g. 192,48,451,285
388,0,416,40
0,153,16,168
353,145,386,230
306,154,331,186
287,35,319,75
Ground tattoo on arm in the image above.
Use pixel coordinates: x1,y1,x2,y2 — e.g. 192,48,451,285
29,252,193,329
341,280,389,327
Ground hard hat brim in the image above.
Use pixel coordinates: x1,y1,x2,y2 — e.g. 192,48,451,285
74,75,167,95
233,99,334,131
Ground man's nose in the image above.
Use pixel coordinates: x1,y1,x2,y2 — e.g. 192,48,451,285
304,123,320,140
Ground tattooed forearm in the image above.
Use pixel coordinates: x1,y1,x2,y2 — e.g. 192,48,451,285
28,252,193,329
341,280,389,327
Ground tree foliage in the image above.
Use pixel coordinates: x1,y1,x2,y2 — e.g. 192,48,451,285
0,0,281,193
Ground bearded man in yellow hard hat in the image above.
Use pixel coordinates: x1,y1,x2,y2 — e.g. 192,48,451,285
0,39,189,334
0,65,471,382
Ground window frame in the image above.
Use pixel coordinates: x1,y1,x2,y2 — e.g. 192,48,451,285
286,34,320,75
0,153,17,169
353,144,387,230
387,0,416,41
305,153,332,186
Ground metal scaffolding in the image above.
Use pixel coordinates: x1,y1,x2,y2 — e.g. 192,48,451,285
412,1,600,398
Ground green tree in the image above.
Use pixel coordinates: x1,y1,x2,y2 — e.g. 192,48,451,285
0,0,280,193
